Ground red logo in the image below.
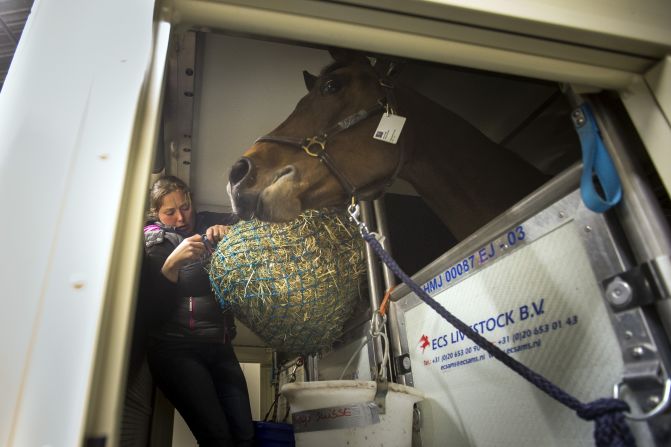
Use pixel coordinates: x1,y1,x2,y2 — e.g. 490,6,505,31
418,334,430,353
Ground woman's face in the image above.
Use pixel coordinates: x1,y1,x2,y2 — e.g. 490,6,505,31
157,190,195,234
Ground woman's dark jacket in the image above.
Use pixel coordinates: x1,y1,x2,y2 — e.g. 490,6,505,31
140,211,238,343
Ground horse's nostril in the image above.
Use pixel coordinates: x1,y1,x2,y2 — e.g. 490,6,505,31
229,157,253,187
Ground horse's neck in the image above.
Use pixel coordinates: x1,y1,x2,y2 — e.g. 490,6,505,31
397,88,548,240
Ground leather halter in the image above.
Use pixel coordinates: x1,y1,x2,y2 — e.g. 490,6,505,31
254,76,405,201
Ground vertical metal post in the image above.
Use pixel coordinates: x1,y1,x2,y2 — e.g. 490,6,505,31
272,351,279,381
270,351,279,421
591,97,671,340
304,354,319,382
373,199,407,384
361,201,386,379
164,30,196,182
372,200,396,290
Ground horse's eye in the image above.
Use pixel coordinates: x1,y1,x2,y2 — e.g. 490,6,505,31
320,79,341,95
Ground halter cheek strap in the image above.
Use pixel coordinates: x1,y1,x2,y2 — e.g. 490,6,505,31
255,75,404,202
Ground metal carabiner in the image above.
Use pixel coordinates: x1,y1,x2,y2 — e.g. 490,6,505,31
348,201,386,242
287,356,304,384
347,200,360,222
613,377,671,421
347,201,371,237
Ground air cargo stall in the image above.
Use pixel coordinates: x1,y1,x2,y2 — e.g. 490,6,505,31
1,1,670,446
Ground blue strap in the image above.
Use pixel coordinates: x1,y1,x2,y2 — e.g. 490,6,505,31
574,104,622,213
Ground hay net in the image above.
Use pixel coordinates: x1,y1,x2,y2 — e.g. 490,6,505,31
208,208,366,354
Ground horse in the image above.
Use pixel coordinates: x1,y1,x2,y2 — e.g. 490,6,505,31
227,50,548,241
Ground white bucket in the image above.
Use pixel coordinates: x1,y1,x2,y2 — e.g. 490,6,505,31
281,380,425,447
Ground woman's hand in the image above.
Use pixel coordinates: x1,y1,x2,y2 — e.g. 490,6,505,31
161,234,206,283
205,224,230,246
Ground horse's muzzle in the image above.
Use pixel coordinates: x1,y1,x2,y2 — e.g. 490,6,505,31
229,189,258,220
228,156,302,222
229,157,254,188
228,157,258,220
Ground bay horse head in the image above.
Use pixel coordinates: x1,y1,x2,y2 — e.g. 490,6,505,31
227,50,404,222
227,50,548,239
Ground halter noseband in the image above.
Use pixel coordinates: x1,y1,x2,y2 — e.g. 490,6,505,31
255,75,405,202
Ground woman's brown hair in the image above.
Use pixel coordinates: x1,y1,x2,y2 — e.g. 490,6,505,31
147,175,192,220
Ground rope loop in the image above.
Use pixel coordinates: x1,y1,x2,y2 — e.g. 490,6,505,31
577,399,635,447
576,398,630,421
369,312,390,381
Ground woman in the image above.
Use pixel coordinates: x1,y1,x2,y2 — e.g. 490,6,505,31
141,175,254,446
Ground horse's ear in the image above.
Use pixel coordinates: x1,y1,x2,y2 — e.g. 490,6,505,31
328,48,368,64
303,70,317,91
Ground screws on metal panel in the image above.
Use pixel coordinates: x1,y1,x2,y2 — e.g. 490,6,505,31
402,356,412,370
572,109,586,127
646,395,661,410
605,277,633,307
631,346,645,359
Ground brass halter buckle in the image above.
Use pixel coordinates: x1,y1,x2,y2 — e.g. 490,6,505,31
301,135,327,157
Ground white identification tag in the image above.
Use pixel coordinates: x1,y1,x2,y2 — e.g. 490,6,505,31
373,113,406,144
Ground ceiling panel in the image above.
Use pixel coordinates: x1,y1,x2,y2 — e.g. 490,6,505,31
0,0,33,90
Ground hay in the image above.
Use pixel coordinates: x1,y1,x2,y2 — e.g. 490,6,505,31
208,209,366,354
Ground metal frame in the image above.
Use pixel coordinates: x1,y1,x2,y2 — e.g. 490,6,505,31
390,122,671,441
620,58,671,196
3,0,669,445
165,0,668,89
163,29,197,182
394,185,668,435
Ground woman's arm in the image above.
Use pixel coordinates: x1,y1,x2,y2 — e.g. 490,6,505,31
160,234,206,283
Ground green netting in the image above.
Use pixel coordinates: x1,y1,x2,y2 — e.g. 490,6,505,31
208,209,366,354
